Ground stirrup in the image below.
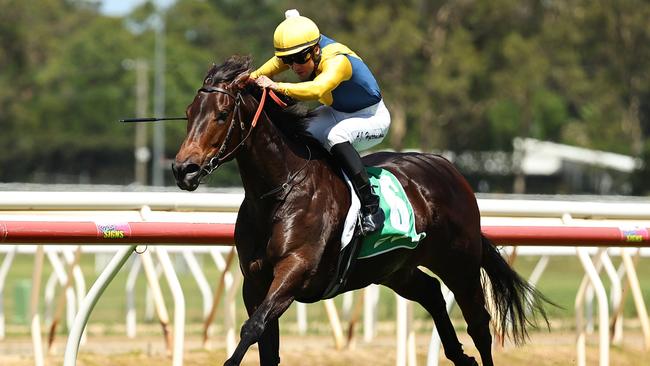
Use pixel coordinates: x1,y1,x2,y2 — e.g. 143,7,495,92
360,208,385,235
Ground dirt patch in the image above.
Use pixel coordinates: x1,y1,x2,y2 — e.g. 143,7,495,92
1,332,647,365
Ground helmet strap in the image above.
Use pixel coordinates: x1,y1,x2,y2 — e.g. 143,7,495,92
309,46,321,80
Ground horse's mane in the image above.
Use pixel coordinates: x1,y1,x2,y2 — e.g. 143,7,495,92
204,55,252,86
204,55,316,143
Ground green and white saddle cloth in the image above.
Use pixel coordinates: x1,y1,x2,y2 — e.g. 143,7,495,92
341,167,426,259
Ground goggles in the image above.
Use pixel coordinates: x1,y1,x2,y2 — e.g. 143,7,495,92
279,47,313,65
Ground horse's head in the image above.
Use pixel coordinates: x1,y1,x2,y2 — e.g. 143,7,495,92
172,56,252,191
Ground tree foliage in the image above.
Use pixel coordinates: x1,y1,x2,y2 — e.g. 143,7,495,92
1,0,649,192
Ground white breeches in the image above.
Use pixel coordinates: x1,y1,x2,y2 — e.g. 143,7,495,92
306,99,391,152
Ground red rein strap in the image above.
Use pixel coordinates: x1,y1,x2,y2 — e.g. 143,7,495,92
250,88,288,128
251,87,267,128
269,89,288,108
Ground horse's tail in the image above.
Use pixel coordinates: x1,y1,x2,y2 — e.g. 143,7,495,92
480,234,551,345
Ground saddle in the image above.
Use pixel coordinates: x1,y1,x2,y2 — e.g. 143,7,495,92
321,167,426,299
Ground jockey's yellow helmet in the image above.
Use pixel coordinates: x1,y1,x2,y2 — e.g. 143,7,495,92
273,9,320,57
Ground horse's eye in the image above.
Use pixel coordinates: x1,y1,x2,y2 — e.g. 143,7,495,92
217,111,229,124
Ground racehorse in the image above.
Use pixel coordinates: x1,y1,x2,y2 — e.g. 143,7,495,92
172,55,550,366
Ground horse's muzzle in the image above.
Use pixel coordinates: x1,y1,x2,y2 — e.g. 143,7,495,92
172,162,202,191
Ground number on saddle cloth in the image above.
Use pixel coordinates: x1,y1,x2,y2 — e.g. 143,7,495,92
357,167,426,259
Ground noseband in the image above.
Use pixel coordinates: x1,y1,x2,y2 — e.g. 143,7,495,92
197,85,269,177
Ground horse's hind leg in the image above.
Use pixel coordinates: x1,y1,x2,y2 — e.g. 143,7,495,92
445,270,494,366
383,268,478,366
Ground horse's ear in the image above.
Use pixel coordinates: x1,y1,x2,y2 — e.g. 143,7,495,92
230,70,252,91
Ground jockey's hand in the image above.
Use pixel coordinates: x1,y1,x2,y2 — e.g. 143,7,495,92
254,75,278,91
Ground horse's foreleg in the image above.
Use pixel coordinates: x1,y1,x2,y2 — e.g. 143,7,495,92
224,259,304,366
383,268,478,366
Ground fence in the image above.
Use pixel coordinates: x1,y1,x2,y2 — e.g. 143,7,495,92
1,191,650,366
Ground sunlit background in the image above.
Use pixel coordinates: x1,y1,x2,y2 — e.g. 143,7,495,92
2,0,649,194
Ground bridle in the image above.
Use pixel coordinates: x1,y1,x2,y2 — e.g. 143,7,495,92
197,85,268,178
194,84,311,201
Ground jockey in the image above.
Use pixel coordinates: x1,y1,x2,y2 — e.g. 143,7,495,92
251,9,391,235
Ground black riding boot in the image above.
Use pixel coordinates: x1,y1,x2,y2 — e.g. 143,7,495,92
330,142,385,235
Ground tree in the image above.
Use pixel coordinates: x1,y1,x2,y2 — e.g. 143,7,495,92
1,0,650,193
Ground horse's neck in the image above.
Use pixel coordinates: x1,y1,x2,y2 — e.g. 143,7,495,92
236,115,308,199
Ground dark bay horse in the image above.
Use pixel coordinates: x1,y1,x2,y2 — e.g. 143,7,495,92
172,55,549,366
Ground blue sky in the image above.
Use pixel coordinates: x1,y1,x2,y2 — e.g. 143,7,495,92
100,0,175,16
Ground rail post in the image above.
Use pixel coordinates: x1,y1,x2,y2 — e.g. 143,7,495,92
63,245,136,366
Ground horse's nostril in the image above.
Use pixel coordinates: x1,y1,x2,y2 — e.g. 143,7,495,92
184,164,201,175
173,162,202,182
